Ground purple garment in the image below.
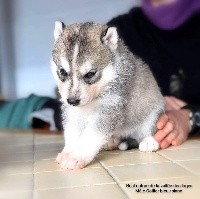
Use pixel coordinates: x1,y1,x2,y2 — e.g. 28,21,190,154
142,0,200,30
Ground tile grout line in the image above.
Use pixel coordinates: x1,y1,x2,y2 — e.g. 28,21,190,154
155,151,173,161
156,151,175,162
98,160,130,199
0,160,33,164
174,161,198,176
157,151,200,162
33,166,103,174
176,159,200,162
161,146,200,151
35,182,117,191
156,152,196,176
106,175,193,184
102,160,171,168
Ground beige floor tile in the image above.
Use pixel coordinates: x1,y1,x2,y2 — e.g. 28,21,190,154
0,132,33,143
120,176,200,199
0,152,33,163
34,150,60,160
177,160,200,175
35,168,114,190
0,174,33,193
0,130,33,138
34,159,61,173
99,148,139,155
34,142,64,152
164,140,200,150
98,151,169,167
108,162,193,182
1,129,199,198
35,184,127,199
0,144,33,154
34,158,102,173
0,191,33,199
34,134,64,145
0,161,33,175
157,148,200,161
0,138,33,152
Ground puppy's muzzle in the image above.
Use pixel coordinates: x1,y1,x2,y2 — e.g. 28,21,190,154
67,98,80,106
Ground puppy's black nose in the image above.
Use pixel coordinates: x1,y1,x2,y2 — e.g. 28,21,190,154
67,98,80,106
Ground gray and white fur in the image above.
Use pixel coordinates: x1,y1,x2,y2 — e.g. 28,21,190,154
51,22,165,169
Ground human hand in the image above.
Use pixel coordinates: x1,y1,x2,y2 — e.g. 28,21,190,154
164,96,187,111
154,96,191,149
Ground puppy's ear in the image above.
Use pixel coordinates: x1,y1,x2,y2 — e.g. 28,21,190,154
54,21,65,41
101,27,118,49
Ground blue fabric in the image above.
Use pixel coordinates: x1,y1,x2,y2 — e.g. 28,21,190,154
0,94,50,129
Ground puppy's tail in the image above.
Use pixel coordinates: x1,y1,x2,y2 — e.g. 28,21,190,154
118,138,139,150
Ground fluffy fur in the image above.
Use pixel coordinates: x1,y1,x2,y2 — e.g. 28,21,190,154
51,22,165,169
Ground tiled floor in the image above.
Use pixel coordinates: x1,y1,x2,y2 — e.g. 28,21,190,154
0,130,200,199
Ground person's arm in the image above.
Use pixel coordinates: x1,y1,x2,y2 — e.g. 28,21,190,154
154,96,200,149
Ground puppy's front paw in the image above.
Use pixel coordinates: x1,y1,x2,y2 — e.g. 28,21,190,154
139,136,159,152
56,152,86,170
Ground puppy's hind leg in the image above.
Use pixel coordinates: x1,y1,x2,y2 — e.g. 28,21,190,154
103,135,121,151
138,111,160,152
118,137,139,151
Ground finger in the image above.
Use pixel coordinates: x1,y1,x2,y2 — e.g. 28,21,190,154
171,133,187,146
165,96,180,111
156,114,169,130
165,96,174,111
160,130,178,149
154,120,174,142
169,96,187,109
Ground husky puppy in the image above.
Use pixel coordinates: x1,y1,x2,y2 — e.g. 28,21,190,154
51,22,165,169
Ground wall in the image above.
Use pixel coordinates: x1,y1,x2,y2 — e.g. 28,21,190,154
0,0,16,99
0,0,140,99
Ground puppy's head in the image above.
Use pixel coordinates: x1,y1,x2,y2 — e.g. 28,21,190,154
51,22,118,106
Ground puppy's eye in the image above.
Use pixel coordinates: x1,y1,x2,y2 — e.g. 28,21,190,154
84,71,96,79
59,68,68,77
